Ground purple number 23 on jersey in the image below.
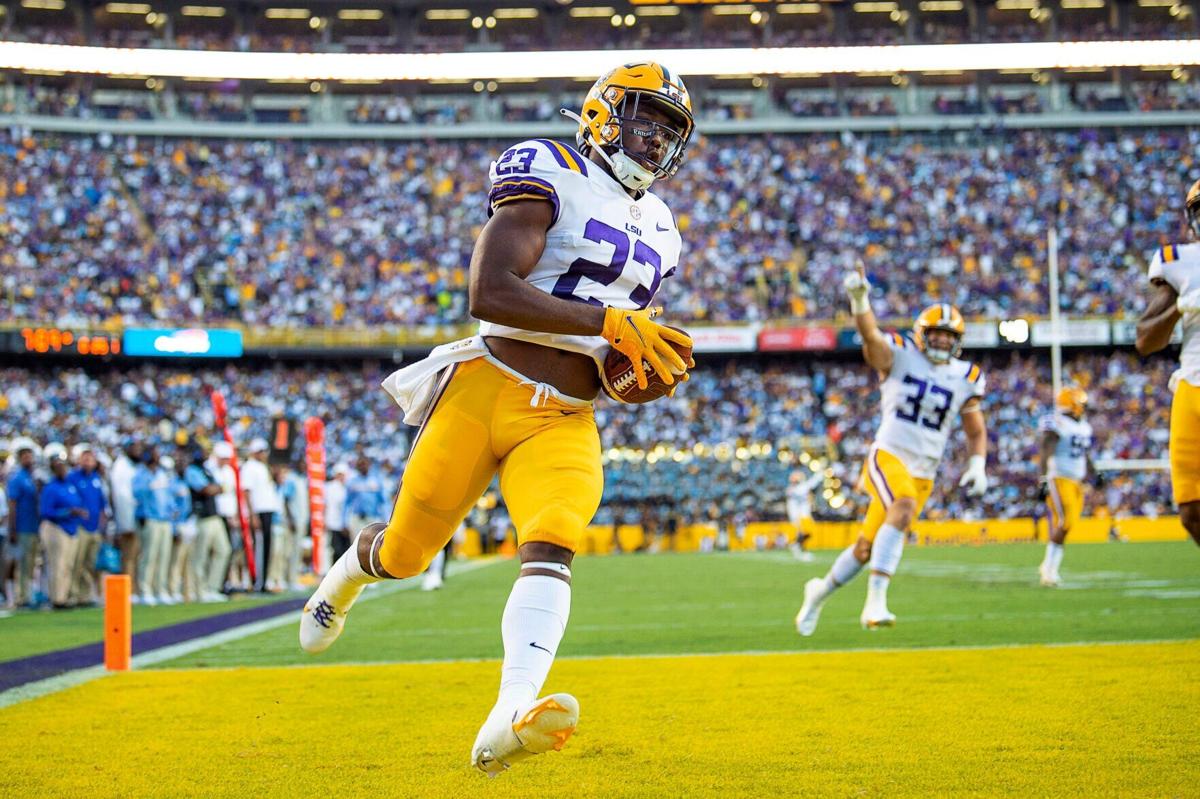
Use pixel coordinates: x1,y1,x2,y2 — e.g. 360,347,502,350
551,218,663,309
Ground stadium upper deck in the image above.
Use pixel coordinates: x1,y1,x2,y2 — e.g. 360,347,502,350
1,0,1199,134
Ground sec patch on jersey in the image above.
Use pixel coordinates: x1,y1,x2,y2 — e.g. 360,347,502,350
601,327,693,404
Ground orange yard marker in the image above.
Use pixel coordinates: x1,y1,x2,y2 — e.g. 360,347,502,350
104,574,132,671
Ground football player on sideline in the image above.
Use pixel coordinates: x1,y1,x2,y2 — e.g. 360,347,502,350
299,63,696,776
786,469,825,562
1135,178,1200,547
1036,386,1102,586
795,266,989,634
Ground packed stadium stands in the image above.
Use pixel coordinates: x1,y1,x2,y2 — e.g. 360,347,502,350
0,350,1177,539
0,126,1192,330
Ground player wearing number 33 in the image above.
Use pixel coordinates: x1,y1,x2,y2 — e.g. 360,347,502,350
298,63,696,776
796,266,989,635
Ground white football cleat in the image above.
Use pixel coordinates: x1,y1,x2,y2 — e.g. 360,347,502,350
421,570,443,592
299,525,379,653
471,693,580,778
860,596,896,629
1039,567,1061,588
795,577,828,637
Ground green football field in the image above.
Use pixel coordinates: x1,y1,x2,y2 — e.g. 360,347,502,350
159,540,1200,669
4,542,1199,799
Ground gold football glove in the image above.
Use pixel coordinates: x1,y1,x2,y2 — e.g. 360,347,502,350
601,306,692,390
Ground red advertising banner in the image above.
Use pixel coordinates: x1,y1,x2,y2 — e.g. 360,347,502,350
210,390,255,581
304,417,327,574
757,326,838,352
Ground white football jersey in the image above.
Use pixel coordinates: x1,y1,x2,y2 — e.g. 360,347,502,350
873,333,986,480
1039,411,1093,482
478,138,683,364
1148,242,1200,386
785,471,824,521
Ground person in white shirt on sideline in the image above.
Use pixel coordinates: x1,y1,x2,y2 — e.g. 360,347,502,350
241,438,282,593
108,439,143,600
323,463,351,567
209,441,244,592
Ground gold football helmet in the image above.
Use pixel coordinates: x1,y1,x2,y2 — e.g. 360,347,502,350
913,303,965,363
1056,386,1088,418
570,62,694,192
1187,178,1200,239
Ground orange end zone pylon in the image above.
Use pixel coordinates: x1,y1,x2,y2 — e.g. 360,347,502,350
104,574,132,671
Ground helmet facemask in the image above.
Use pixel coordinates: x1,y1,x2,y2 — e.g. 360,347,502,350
571,83,693,193
917,326,962,364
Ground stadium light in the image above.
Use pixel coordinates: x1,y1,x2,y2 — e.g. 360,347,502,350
20,0,66,9
493,7,539,17
264,7,310,19
338,9,385,20
1,40,1200,81
180,5,227,16
776,2,823,12
105,3,152,13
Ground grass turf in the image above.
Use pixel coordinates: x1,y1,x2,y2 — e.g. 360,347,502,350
0,593,291,664
1,642,1196,798
157,541,1200,669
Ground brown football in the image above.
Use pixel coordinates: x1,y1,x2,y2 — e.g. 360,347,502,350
600,326,693,404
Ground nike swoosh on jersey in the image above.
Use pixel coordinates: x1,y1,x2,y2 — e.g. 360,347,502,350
656,223,670,232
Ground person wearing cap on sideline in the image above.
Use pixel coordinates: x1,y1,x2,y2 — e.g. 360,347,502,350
324,463,351,565
39,444,87,609
109,439,145,601
67,443,108,606
189,443,231,602
133,445,176,605
8,438,43,608
210,440,245,592
241,438,282,593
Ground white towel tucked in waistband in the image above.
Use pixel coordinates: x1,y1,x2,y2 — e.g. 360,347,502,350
381,336,488,426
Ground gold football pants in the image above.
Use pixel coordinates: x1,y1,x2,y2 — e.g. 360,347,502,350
859,445,934,541
1046,477,1083,535
379,357,603,578
1170,379,1200,505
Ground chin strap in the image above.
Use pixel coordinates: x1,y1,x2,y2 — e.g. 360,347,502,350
560,107,656,193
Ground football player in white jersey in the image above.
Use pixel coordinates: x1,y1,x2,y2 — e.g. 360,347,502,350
1036,386,1102,586
786,469,825,561
298,63,696,775
1136,178,1200,547
795,266,989,634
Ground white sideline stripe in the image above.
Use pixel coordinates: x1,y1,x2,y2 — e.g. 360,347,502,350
145,636,1199,674
0,557,506,711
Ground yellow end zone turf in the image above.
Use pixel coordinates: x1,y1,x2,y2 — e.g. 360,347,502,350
3,642,1197,798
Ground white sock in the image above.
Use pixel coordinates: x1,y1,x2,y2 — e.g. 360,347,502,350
867,572,890,603
866,524,906,603
426,547,446,578
820,545,864,596
489,571,572,724
1043,542,1063,573
324,529,381,606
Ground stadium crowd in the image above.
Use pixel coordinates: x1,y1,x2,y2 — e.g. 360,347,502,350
1,127,1195,329
0,349,1177,608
